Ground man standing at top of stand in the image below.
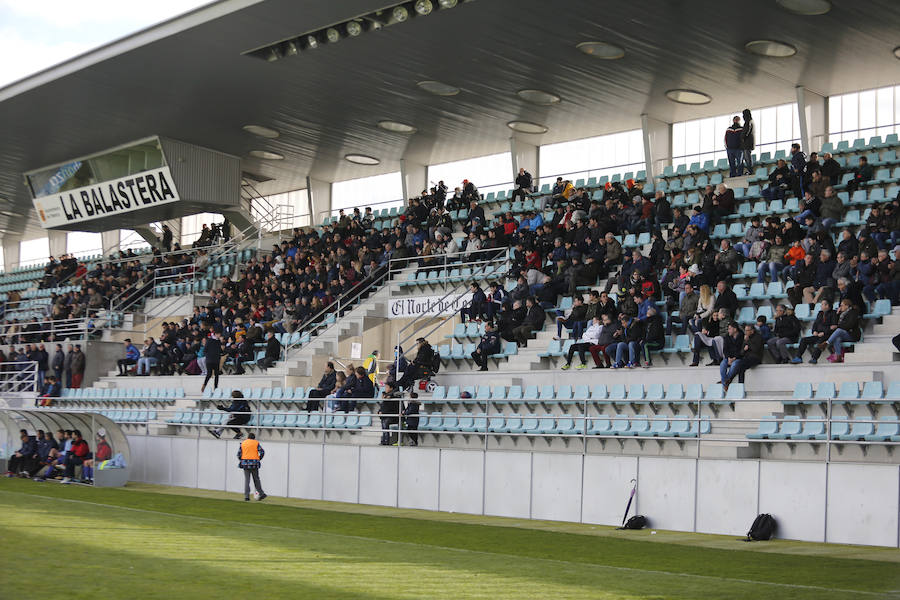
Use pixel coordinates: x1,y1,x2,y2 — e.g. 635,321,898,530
724,116,743,177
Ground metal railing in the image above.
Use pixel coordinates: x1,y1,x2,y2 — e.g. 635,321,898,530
0,315,111,345
0,360,40,394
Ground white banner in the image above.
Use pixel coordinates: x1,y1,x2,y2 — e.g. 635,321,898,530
32,166,180,228
388,293,473,320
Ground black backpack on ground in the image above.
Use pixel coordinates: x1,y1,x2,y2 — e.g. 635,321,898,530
621,515,647,530
746,513,776,541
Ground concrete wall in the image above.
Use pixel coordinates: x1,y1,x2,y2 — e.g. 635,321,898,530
127,436,900,548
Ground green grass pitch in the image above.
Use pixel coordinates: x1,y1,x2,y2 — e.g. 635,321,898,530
1,478,898,599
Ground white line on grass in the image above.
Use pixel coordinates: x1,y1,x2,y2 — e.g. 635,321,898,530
0,489,891,598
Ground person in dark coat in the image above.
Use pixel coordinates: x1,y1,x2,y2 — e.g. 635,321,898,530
766,304,801,363
460,283,486,323
351,366,376,398
825,298,861,363
471,322,501,371
792,299,837,364
513,297,545,346
640,307,666,367
306,362,337,411
511,168,533,202
257,330,282,370
740,108,755,175
211,390,251,439
723,324,763,390
200,333,223,393
401,394,420,447
378,383,402,446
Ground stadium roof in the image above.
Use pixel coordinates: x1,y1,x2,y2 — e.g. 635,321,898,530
1,0,899,239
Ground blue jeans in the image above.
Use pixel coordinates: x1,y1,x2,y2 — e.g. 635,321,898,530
136,357,157,375
821,218,837,230
757,261,784,283
611,341,639,365
720,357,758,383
727,149,743,177
557,317,585,340
827,328,851,354
794,209,817,223
734,242,752,258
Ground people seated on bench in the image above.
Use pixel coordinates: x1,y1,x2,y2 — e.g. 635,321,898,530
210,390,252,439
825,298,861,363
257,329,282,370
81,430,112,484
766,304,801,364
720,323,763,391
26,430,57,479
61,430,91,484
37,375,61,406
5,429,35,477
562,316,602,370
135,338,160,375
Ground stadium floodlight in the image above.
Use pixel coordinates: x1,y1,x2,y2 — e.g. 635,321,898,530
775,0,831,15
417,80,460,96
265,48,280,62
325,28,341,43
392,5,409,23
516,89,561,106
345,20,363,36
284,40,300,56
414,0,434,15
576,41,625,59
305,35,319,50
378,120,418,133
249,150,285,160
438,0,458,8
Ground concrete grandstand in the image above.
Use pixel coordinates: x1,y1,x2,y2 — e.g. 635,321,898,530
0,0,898,550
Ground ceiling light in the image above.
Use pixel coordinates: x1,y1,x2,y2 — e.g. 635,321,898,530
249,150,284,160
346,20,363,36
417,80,460,96
345,154,381,165
265,48,280,62
665,89,712,105
378,120,418,133
894,46,900,60
745,40,797,57
438,0,458,7
576,41,625,59
775,0,832,15
414,0,434,15
325,28,340,43
284,40,300,56
392,6,409,22
516,89,561,106
305,35,318,50
243,125,280,139
507,121,549,134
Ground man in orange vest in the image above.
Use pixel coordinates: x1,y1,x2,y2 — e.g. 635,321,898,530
237,432,267,501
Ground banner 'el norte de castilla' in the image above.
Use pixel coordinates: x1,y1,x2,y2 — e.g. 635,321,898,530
32,166,179,228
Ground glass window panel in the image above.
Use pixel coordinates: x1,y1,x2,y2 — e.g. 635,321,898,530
759,107,777,145
67,231,102,258
119,230,150,253
896,86,900,129
262,189,310,229
540,131,642,182
698,118,715,155
332,172,402,217
792,104,801,140
828,95,842,135
776,104,793,142
876,87,894,128
428,152,511,196
684,120,700,155
672,122,686,159
842,93,859,134
858,90,876,130
20,237,49,266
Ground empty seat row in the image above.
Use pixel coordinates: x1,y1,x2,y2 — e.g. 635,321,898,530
438,341,518,361
429,383,744,405
62,387,185,401
787,381,900,406
421,412,711,437
95,409,157,423
748,415,900,441
167,410,372,429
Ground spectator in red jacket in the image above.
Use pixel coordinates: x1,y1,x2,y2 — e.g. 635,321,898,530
61,430,91,484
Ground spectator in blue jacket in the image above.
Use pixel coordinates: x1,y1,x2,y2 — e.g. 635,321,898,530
117,338,140,376
471,322,501,371
5,430,36,477
688,205,709,232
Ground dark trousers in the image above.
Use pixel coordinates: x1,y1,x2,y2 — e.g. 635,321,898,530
306,389,329,411
64,454,86,478
381,416,398,444
8,454,33,474
403,416,419,445
566,342,593,365
511,187,528,202
727,148,742,177
243,468,263,499
227,414,250,435
202,360,220,389
471,349,489,370
797,335,826,360
513,324,535,346
117,358,136,374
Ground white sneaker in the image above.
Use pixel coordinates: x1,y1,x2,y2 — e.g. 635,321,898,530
60,477,72,484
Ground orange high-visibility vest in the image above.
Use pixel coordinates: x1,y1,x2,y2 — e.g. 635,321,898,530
240,438,260,461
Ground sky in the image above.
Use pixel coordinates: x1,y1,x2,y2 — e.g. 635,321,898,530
0,0,212,88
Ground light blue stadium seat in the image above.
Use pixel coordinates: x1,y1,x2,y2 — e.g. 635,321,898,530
768,416,801,440
864,417,900,442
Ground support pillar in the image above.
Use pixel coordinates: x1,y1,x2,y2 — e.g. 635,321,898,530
400,159,427,202
510,137,539,187
48,231,66,258
796,86,827,154
306,177,332,226
2,237,21,272
641,114,672,181
101,230,120,257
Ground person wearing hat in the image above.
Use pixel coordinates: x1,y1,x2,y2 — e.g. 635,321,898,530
238,432,266,501
117,338,140,376
688,205,709,233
